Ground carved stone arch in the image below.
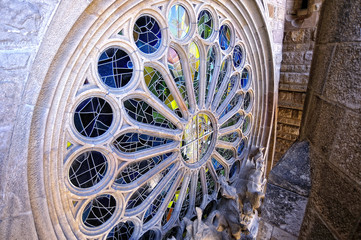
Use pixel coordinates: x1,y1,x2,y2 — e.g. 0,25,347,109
27,0,276,239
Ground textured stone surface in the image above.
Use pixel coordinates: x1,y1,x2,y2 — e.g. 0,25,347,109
0,212,38,240
271,226,297,240
269,141,311,196
317,0,361,44
262,183,308,236
256,220,273,240
299,203,337,240
310,155,361,239
324,44,361,111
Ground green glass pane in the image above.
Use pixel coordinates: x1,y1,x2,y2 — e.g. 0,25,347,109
144,67,182,117
197,10,213,39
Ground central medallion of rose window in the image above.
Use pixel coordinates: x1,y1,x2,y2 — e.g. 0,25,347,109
181,113,215,164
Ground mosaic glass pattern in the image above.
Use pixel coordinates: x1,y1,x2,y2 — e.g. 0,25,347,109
126,165,173,210
205,168,216,195
144,173,178,224
82,194,116,227
195,173,203,208
181,113,214,163
216,148,235,161
205,46,216,101
189,42,200,103
233,45,243,68
220,113,244,129
214,58,229,95
113,133,173,153
217,74,238,108
115,153,172,185
243,91,251,111
220,93,243,118
168,47,189,108
74,97,113,138
197,10,213,39
124,98,176,129
98,47,133,88
144,66,182,117
229,161,239,179
139,230,157,240
241,68,249,89
211,158,225,177
69,151,108,189
179,182,191,219
219,25,231,50
242,115,251,134
168,5,190,39
218,131,240,143
106,221,135,240
237,138,246,156
134,16,162,54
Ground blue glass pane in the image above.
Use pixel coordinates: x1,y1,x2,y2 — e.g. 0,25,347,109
98,48,133,88
219,25,231,50
241,68,249,89
134,16,162,54
237,139,246,156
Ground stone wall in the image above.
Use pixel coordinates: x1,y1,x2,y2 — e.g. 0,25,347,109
274,0,323,163
0,1,59,239
298,0,361,238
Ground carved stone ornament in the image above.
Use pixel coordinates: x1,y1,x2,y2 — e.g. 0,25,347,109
181,147,266,240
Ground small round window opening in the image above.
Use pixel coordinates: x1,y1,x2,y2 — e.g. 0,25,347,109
65,2,255,239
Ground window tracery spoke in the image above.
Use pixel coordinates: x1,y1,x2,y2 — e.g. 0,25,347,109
112,132,174,153
216,73,239,109
218,93,244,119
124,98,177,129
189,42,201,105
126,164,174,210
115,153,174,185
220,112,245,129
194,172,204,208
144,66,183,118
213,58,229,98
168,47,190,108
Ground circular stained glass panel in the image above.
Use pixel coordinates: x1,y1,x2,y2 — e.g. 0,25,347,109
168,5,190,39
106,221,135,240
219,25,231,50
69,151,108,188
241,68,249,89
181,113,214,164
98,47,133,88
134,16,162,54
74,97,113,138
82,194,116,227
197,10,213,39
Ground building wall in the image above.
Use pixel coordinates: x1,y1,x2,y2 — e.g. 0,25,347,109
274,0,322,163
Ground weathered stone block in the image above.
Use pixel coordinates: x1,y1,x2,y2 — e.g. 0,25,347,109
0,213,37,240
271,226,297,240
256,220,273,240
269,141,311,197
299,203,337,240
310,154,361,239
329,111,361,184
324,44,361,111
317,0,361,44
262,183,308,236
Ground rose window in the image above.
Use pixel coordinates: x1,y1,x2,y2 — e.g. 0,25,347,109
64,2,255,239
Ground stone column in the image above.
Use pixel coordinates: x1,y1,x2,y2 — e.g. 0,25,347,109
299,0,361,239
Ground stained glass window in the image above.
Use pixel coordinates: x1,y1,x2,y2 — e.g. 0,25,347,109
198,10,213,39
74,97,113,138
134,16,162,54
66,3,256,239
98,47,133,88
168,5,190,39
